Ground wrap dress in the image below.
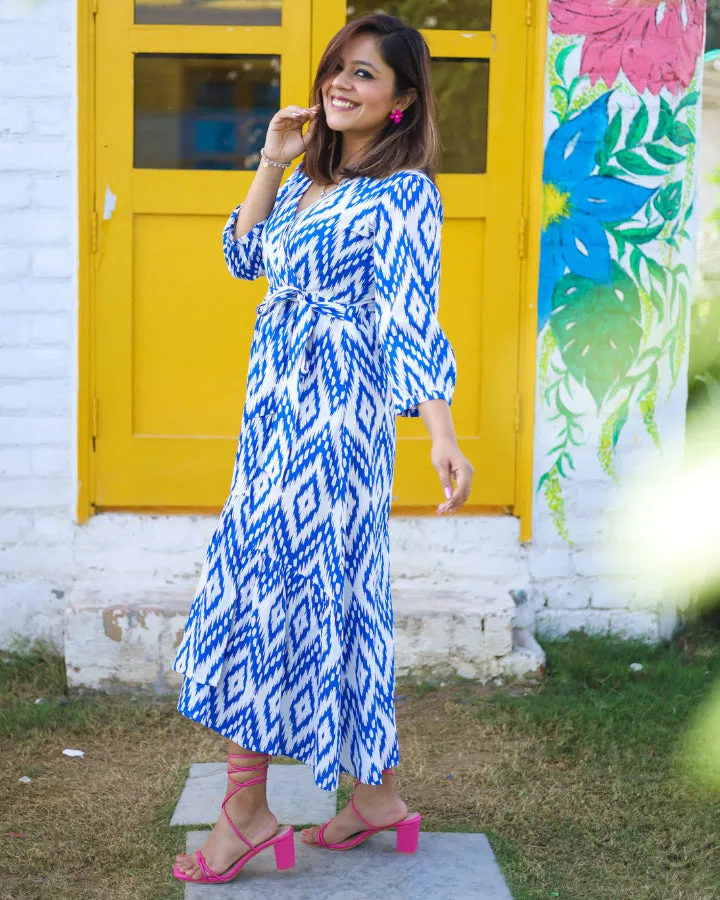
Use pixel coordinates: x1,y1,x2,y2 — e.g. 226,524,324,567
173,161,456,791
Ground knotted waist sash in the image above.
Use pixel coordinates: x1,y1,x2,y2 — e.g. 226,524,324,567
245,285,377,419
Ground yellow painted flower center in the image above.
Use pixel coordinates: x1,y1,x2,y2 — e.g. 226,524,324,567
542,183,571,230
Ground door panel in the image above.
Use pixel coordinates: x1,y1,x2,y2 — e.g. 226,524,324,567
93,0,527,510
313,1,528,507
93,1,311,507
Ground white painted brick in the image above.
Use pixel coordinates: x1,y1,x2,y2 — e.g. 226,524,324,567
0,100,30,134
533,578,592,610
0,348,69,378
573,545,617,577
0,512,32,544
529,547,573,579
0,247,30,280
535,609,613,638
0,65,72,99
0,140,72,172
0,544,73,575
0,447,32,477
31,445,71,477
32,248,75,278
0,210,69,245
0,577,69,651
0,476,73,509
32,101,74,137
0,416,68,444
30,313,72,346
30,513,75,544
0,313,31,345
30,175,72,210
0,281,74,312
590,578,634,610
0,173,31,208
0,379,72,414
608,612,659,642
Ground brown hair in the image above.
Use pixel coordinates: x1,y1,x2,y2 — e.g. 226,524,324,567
301,14,440,186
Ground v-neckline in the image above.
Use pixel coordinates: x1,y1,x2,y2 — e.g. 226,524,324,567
292,170,347,221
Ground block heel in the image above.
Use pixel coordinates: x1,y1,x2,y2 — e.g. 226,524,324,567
273,827,296,870
395,814,421,854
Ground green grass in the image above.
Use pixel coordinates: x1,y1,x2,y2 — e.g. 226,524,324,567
1,619,718,899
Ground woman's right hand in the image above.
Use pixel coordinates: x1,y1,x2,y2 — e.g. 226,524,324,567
263,104,321,164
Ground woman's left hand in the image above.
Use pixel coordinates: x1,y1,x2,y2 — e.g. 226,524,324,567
431,438,474,514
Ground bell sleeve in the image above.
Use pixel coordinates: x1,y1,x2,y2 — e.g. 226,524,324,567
373,172,457,418
222,165,299,280
222,207,267,280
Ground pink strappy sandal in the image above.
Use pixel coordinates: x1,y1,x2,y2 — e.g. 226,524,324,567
173,752,296,884
306,769,422,853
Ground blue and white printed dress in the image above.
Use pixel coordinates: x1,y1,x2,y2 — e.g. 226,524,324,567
173,161,456,791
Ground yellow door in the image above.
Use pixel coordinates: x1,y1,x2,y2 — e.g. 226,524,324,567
92,0,528,511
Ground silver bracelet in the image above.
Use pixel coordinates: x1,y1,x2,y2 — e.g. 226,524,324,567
260,147,291,169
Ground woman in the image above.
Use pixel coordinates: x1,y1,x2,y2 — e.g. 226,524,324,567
172,12,474,885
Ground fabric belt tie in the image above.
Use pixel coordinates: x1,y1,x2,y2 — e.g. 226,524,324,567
249,286,375,413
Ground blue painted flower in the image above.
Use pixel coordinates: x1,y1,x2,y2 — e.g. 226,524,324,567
538,92,656,330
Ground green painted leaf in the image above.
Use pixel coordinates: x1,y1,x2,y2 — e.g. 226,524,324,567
683,201,694,223
653,180,683,220
629,247,645,286
613,222,665,244
550,263,642,409
612,399,629,447
555,43,575,81
603,110,622,158
598,165,629,178
675,90,699,115
649,286,665,323
668,121,695,146
653,97,673,141
646,144,685,165
616,150,665,176
645,255,667,290
627,104,649,148
613,231,626,260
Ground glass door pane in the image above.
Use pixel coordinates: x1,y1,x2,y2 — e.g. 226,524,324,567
134,54,281,170
346,1,491,30
135,0,282,25
432,57,489,173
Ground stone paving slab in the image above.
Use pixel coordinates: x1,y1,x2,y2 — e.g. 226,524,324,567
182,829,513,899
171,763,336,827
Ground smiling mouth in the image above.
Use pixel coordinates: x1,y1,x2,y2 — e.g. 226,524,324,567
329,96,360,111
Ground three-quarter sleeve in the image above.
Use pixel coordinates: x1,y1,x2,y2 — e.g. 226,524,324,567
373,172,456,418
222,205,268,280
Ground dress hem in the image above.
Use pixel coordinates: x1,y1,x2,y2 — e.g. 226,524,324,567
176,692,400,794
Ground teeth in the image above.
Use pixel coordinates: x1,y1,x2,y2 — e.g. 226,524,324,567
331,98,358,109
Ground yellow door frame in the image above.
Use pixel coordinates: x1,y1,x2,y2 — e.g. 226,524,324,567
76,0,548,537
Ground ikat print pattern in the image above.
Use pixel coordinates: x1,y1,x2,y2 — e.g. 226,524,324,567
172,163,456,791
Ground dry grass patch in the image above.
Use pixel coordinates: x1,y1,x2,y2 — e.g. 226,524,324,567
2,622,718,900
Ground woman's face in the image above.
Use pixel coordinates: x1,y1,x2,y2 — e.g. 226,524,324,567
320,32,415,139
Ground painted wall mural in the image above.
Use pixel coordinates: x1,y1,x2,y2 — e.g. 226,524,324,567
537,0,707,539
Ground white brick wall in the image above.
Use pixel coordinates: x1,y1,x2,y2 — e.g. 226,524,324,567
0,0,78,648
0,0,694,657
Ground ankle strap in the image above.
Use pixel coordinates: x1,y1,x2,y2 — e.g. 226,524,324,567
227,752,270,789
221,753,271,852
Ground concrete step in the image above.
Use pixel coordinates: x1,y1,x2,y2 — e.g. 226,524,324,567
65,579,544,690
181,829,513,899
172,762,336,828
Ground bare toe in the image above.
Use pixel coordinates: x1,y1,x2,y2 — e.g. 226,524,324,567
301,826,320,844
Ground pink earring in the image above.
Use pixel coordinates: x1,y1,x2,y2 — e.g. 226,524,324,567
389,107,404,124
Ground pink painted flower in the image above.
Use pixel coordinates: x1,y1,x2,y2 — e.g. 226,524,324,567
549,0,707,96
